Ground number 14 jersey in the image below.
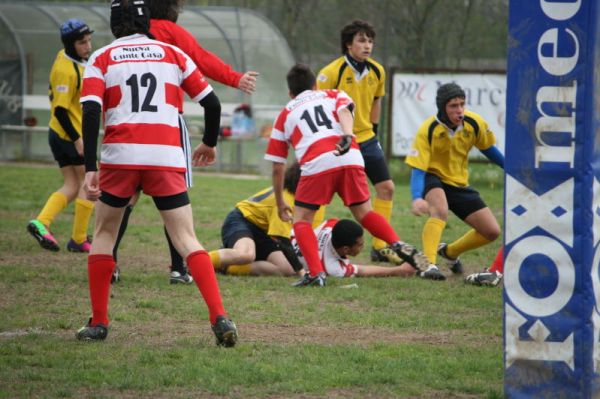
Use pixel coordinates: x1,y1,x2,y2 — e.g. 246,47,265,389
81,33,213,172
264,89,364,177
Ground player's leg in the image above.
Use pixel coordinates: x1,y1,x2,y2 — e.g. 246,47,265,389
360,137,395,260
439,187,499,275
488,246,504,274
209,208,258,272
421,187,449,265
233,232,295,276
76,192,129,341
28,131,80,251
110,191,139,283
159,198,236,346
292,205,322,278
68,164,94,252
164,226,193,284
291,174,333,285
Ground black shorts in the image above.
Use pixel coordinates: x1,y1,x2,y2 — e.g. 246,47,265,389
48,129,84,168
220,208,280,261
423,173,487,220
359,137,391,185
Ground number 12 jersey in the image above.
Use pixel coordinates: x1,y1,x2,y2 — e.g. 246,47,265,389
81,33,213,172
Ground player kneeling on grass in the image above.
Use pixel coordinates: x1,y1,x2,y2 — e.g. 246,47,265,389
265,64,440,287
292,219,442,279
75,0,236,347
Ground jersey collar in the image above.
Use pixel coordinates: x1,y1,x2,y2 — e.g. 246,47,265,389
113,33,149,43
61,49,87,67
435,116,464,136
344,54,369,81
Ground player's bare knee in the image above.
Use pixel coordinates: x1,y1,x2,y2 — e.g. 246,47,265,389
481,227,501,242
375,180,394,199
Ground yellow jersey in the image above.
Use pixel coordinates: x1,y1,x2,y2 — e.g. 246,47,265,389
48,49,85,141
405,110,496,187
317,55,385,143
236,187,325,238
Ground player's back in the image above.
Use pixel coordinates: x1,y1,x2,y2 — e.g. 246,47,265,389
266,89,363,177
82,34,212,171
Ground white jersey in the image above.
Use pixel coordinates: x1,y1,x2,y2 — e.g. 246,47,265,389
81,34,213,172
264,89,364,177
291,219,358,277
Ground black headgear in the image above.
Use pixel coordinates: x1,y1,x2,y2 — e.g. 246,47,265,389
110,0,151,38
60,19,93,62
436,83,465,126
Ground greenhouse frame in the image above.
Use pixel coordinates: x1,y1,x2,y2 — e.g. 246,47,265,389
0,1,295,172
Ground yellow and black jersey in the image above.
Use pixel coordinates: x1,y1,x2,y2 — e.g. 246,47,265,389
317,55,385,143
48,49,86,141
405,110,496,187
236,187,325,238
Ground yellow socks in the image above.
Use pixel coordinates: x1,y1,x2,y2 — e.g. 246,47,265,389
372,197,393,250
422,217,446,264
226,264,252,276
37,191,68,227
72,198,94,243
209,250,221,270
446,229,492,258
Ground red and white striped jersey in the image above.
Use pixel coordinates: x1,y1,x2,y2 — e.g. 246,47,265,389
264,89,364,176
80,34,213,171
292,219,358,278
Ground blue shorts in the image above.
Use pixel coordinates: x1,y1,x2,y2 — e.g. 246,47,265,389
359,137,390,185
221,208,280,261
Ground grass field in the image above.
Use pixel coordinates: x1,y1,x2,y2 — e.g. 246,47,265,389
0,161,504,398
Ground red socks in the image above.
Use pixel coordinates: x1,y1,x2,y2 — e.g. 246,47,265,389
360,211,400,244
489,247,504,274
187,250,226,325
88,254,115,326
293,221,325,276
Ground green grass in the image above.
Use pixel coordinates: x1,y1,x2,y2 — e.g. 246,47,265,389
0,161,504,398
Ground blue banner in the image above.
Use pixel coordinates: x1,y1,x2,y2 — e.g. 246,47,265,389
505,0,600,397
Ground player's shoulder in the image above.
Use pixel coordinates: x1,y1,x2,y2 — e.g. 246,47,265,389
462,110,488,134
417,115,439,132
365,57,385,80
317,56,345,82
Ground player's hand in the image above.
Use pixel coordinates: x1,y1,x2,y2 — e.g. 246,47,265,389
238,71,259,94
411,198,430,216
277,201,293,223
84,171,100,201
74,137,84,157
334,134,353,156
192,143,216,166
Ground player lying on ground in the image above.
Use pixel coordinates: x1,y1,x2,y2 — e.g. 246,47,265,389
210,162,325,277
291,218,442,279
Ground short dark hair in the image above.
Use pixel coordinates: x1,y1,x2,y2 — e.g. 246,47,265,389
286,64,316,97
331,219,364,249
340,20,375,54
283,161,301,194
148,0,182,22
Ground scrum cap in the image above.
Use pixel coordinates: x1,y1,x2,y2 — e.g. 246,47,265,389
435,83,465,113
